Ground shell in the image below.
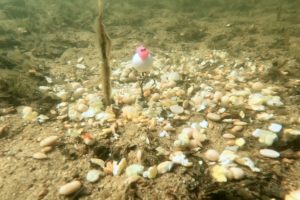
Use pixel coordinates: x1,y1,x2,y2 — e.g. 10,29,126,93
207,113,221,122
204,149,220,162
58,181,81,196
39,136,58,147
86,169,101,183
157,161,174,174
125,164,144,176
259,149,280,158
90,158,105,168
169,105,184,114
33,152,47,160
113,158,127,176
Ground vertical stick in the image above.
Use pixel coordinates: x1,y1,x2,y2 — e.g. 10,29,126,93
97,0,112,105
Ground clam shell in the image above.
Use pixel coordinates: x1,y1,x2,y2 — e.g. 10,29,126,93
40,136,58,147
58,181,81,196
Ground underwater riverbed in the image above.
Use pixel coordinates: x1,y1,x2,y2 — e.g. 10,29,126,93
0,0,300,199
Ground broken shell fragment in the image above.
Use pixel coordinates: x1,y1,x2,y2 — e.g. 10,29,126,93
170,151,193,167
157,161,174,174
90,158,105,168
58,181,81,196
211,165,229,182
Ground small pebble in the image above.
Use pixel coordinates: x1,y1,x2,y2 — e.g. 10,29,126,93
205,149,220,162
207,113,221,122
170,105,184,114
259,149,280,158
58,181,81,196
86,169,101,183
33,152,47,160
39,136,58,147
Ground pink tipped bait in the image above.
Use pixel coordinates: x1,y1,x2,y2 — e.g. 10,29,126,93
136,46,150,60
131,45,153,73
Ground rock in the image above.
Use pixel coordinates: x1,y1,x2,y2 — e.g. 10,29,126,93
39,136,58,147
282,129,300,143
207,113,221,122
268,123,282,133
86,169,101,183
259,149,280,158
205,149,220,162
58,181,81,196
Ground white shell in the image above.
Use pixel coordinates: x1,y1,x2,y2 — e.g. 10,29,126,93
268,123,282,133
86,169,101,183
58,181,81,195
113,158,127,176
125,164,144,176
259,149,280,158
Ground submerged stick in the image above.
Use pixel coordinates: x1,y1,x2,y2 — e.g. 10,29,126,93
97,0,112,105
